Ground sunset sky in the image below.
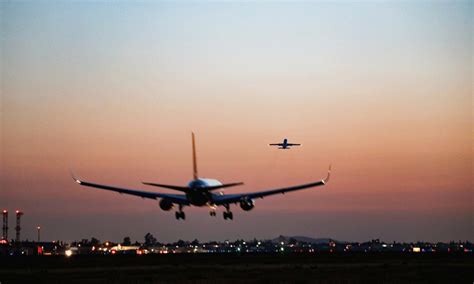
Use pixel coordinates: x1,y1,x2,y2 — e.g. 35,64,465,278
1,1,472,243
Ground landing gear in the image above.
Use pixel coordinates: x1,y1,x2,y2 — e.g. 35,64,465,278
175,205,185,220
223,211,233,220
223,204,233,220
175,211,185,220
209,211,216,217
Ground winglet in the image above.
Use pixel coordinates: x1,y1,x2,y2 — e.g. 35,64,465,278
322,164,331,184
70,169,82,184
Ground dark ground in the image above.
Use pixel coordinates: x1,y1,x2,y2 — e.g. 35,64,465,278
0,253,472,284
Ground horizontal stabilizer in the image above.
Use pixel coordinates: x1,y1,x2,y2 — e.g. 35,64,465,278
206,182,244,191
142,182,188,192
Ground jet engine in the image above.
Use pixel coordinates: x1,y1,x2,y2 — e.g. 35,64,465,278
159,199,174,211
239,199,254,211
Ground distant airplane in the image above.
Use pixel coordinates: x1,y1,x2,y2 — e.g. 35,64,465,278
72,133,330,220
269,138,301,149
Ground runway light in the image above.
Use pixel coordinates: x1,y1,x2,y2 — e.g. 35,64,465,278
65,249,73,257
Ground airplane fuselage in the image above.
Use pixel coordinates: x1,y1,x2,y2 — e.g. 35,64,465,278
279,138,289,149
186,178,222,206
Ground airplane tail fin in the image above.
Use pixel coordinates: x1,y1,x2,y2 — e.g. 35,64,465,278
192,132,198,180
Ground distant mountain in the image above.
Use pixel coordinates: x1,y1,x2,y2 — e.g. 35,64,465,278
271,235,347,244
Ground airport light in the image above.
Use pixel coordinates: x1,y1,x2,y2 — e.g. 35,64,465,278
65,249,73,257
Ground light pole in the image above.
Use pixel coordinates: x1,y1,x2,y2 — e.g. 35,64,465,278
37,226,41,242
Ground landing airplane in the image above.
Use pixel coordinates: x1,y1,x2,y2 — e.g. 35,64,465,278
269,138,301,149
72,133,330,220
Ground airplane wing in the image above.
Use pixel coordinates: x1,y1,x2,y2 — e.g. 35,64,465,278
286,143,301,146
212,166,331,205
269,143,283,146
73,176,189,205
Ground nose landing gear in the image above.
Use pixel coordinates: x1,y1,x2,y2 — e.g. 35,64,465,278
208,204,217,217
